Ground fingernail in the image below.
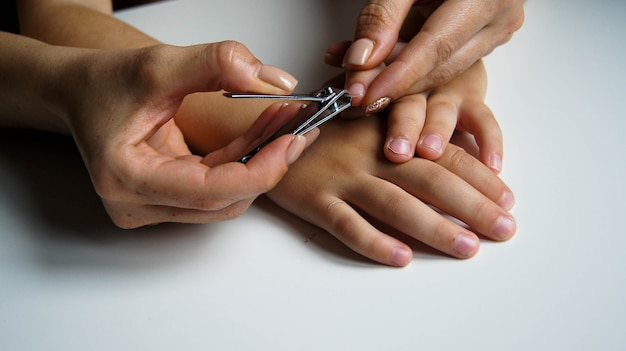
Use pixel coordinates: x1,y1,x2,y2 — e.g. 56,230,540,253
257,64,298,91
387,137,412,156
390,246,412,267
498,189,515,211
489,153,503,173
493,215,516,240
419,134,443,154
347,83,365,98
343,38,375,67
285,135,306,165
366,97,390,114
453,233,479,257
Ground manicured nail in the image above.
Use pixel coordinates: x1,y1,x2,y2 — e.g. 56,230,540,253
347,83,365,98
498,189,515,211
285,135,306,165
387,137,412,156
493,215,516,240
343,38,375,67
453,233,478,257
390,246,412,267
257,64,298,91
419,134,444,154
489,153,503,173
366,97,390,114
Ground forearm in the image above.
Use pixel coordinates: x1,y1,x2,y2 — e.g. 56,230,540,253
17,0,158,49
14,0,284,152
0,32,87,133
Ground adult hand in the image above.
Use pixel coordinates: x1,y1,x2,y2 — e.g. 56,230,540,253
327,0,524,111
63,42,310,228
267,114,515,267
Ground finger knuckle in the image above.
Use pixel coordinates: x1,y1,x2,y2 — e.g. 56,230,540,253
425,63,458,87
357,1,397,34
329,211,361,245
214,40,249,70
433,37,456,64
444,145,472,171
427,93,456,110
470,197,495,227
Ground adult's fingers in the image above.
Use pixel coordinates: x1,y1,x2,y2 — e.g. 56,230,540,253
201,102,306,166
362,0,524,110
102,197,256,229
97,132,306,213
136,42,298,102
343,0,414,70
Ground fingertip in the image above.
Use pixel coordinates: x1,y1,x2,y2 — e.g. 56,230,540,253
325,41,352,67
385,137,414,163
493,215,516,241
343,38,375,67
285,135,306,165
347,83,366,101
488,153,503,174
390,246,413,267
257,64,298,93
453,232,480,258
417,134,445,160
499,188,515,212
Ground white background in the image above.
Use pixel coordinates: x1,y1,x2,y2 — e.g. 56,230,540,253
1,1,624,350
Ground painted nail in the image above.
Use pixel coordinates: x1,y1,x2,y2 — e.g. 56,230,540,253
257,64,298,91
419,134,444,154
387,138,412,156
493,216,516,240
390,246,412,267
489,153,503,173
343,38,375,67
285,135,306,165
366,97,390,114
453,233,478,257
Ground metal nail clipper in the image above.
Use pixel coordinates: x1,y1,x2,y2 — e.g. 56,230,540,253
224,86,352,163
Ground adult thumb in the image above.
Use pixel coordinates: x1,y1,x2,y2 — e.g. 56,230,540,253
343,0,413,69
155,41,298,97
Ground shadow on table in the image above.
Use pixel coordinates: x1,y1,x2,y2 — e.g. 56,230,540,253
0,129,213,271
0,129,453,271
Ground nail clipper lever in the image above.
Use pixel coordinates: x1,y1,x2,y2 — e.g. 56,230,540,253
224,86,352,163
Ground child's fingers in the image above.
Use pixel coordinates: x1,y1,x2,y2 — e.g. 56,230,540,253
458,100,504,173
415,93,459,161
384,93,428,163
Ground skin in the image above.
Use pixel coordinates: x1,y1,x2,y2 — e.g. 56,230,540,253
326,0,524,167
7,0,516,266
4,3,310,227
186,63,516,267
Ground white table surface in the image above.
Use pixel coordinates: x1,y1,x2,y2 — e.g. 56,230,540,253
1,1,624,350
